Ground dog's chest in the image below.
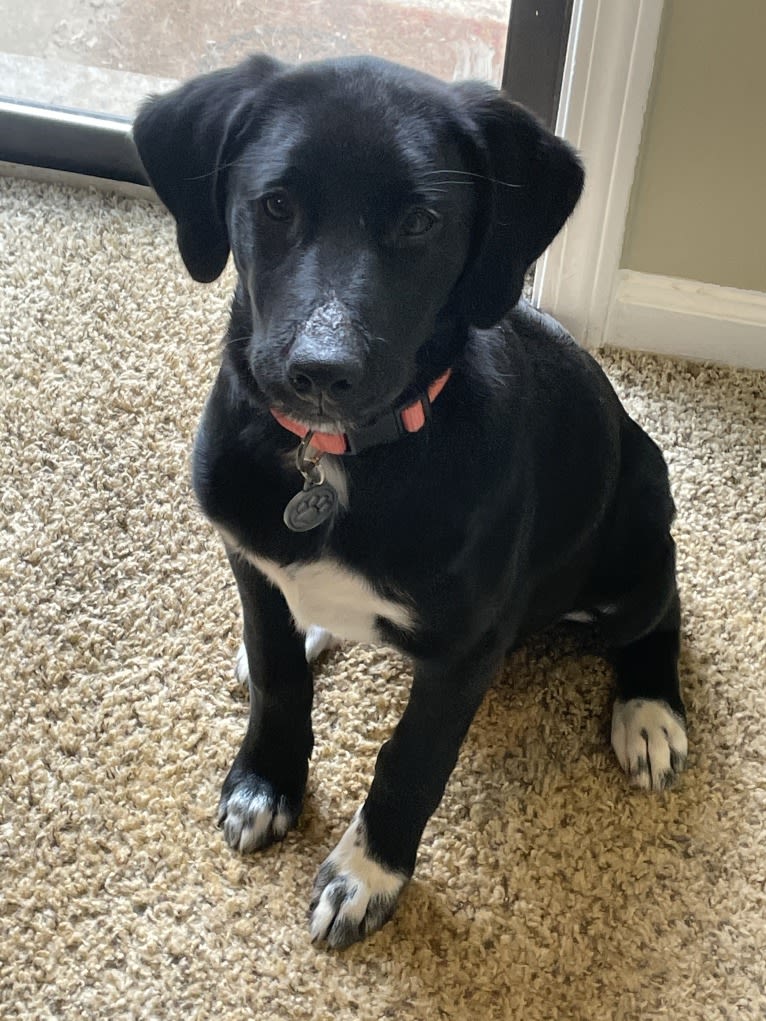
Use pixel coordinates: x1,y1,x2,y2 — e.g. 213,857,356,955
215,456,414,643
243,553,414,644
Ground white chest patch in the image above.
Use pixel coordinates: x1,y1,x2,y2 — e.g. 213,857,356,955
241,552,415,644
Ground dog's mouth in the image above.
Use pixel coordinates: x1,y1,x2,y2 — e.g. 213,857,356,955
270,385,407,438
270,368,451,453
271,406,347,435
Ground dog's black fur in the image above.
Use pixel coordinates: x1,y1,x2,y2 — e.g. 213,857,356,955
133,55,687,949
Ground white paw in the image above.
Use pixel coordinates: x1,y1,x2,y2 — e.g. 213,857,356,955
611,698,688,791
310,809,408,949
304,626,340,663
235,631,338,678
235,643,250,684
218,780,296,853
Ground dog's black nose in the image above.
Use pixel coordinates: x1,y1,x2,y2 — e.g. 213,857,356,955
287,356,361,402
287,299,366,405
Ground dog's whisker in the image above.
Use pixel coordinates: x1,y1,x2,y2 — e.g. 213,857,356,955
224,333,251,349
421,169,477,176
425,181,479,187
183,155,250,183
421,169,522,190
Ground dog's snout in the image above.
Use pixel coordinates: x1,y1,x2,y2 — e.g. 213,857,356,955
286,299,366,405
287,354,360,400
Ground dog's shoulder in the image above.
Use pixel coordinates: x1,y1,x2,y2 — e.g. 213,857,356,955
462,299,625,441
505,300,614,390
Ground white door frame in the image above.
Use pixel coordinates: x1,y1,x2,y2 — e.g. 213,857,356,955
532,0,665,348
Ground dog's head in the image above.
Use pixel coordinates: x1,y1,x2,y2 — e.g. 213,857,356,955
134,55,583,430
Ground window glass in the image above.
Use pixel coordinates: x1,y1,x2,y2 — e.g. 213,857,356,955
1,0,511,117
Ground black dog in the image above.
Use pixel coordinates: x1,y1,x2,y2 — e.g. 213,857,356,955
133,54,687,949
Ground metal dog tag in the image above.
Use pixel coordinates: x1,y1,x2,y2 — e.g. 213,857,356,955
283,434,339,532
283,478,338,532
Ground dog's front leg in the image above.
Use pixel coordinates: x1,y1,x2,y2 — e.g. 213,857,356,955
310,640,503,949
218,551,313,853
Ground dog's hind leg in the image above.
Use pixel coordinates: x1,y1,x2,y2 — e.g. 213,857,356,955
599,538,688,791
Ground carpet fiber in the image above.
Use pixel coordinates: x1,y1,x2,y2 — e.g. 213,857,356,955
1,177,765,1020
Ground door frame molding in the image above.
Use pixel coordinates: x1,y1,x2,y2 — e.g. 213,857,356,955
532,0,665,348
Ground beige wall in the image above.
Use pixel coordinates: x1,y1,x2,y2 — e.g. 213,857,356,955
621,0,766,292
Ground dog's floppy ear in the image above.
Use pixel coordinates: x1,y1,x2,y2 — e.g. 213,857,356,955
132,55,284,282
455,84,584,328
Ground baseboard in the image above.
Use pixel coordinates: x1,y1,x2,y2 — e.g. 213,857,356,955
604,270,766,369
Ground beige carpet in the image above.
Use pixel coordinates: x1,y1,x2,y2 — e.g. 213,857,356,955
1,176,765,1020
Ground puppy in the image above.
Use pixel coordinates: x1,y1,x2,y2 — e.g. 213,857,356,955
133,54,687,949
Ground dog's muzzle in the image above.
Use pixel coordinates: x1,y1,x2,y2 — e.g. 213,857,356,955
285,299,368,413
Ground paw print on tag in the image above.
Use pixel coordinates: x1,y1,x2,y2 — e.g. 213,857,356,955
283,482,338,532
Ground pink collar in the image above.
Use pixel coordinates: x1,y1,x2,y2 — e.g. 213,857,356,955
270,369,452,455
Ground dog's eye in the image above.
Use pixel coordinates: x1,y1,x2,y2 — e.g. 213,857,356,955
399,208,438,238
261,191,294,223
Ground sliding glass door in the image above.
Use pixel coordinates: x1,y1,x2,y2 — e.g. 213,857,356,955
0,0,572,183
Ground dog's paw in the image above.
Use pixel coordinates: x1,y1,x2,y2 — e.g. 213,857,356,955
309,809,408,949
236,632,339,676
235,643,250,684
218,774,299,853
611,697,688,791
304,626,340,663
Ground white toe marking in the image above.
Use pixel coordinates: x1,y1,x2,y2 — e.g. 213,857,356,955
562,603,619,624
310,809,407,945
221,788,292,853
562,610,595,624
611,698,688,791
310,882,341,941
235,643,250,684
304,625,340,662
237,628,339,677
